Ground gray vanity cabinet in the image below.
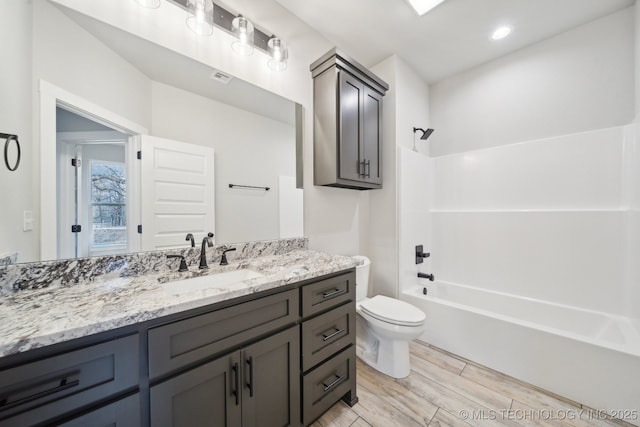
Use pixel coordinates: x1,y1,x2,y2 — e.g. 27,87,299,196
150,326,299,427
311,48,388,190
59,393,141,427
300,272,357,425
0,334,139,427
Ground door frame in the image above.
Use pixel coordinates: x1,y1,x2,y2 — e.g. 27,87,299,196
39,80,148,260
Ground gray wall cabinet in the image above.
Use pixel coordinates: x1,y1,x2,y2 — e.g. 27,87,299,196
311,48,388,190
0,269,356,426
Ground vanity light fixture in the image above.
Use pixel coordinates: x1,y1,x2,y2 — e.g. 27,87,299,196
267,36,288,71
491,26,512,40
134,0,161,8
186,0,214,36
138,0,289,71
231,15,255,56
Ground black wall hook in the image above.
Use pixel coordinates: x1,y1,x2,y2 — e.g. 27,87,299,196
1,133,21,172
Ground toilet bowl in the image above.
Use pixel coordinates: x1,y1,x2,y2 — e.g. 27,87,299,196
353,255,425,378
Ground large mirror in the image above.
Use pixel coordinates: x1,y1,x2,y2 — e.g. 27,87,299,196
0,0,303,264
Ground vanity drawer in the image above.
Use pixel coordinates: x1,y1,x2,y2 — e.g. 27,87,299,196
0,334,139,427
302,347,356,426
302,302,355,371
148,288,298,380
301,271,355,318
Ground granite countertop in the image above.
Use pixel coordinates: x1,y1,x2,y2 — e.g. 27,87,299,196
0,249,357,358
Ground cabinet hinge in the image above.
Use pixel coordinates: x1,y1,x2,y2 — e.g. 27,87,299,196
71,225,82,233
137,151,142,160
71,158,81,167
137,224,142,234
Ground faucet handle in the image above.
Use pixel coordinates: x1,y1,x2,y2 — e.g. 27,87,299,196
220,247,237,266
415,245,431,264
167,254,189,272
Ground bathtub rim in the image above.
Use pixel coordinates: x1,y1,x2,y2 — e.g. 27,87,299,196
402,282,640,358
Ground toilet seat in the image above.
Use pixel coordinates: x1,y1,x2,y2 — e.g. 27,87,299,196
359,295,425,327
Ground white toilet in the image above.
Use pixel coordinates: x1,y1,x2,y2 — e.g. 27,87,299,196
353,255,426,378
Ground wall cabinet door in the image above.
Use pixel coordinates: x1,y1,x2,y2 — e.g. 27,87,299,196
338,72,364,183
241,326,300,427
362,87,382,185
150,352,242,427
338,72,383,187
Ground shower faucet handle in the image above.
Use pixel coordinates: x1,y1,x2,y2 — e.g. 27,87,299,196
415,245,431,264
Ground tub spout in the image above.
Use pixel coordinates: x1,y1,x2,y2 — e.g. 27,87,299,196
418,272,434,281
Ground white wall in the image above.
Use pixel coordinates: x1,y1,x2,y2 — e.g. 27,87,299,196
0,0,35,262
430,7,635,156
150,81,296,243
367,55,431,298
636,3,640,121
425,127,630,316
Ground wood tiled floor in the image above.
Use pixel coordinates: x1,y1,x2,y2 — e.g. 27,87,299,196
311,341,637,427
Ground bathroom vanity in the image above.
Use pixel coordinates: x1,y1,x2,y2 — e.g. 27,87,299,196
0,248,357,426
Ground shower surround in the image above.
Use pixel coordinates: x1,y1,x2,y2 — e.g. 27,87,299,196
399,124,640,423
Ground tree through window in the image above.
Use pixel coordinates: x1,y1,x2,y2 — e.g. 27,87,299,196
91,161,127,248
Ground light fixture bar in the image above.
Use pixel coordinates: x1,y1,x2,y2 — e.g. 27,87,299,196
404,0,447,16
166,0,271,53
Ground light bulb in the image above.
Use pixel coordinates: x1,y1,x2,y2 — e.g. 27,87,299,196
186,0,213,36
267,36,288,71
231,15,254,56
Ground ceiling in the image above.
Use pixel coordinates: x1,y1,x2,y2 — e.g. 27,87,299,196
273,0,635,83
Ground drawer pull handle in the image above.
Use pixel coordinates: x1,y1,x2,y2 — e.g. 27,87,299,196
246,356,254,397
322,374,346,392
322,328,345,341
232,362,240,406
0,375,80,412
322,288,343,299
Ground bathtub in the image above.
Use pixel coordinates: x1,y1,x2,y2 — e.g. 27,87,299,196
402,281,640,423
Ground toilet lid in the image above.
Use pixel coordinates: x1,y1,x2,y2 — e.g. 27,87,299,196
360,295,425,326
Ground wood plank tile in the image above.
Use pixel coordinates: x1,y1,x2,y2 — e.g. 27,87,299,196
410,353,513,411
357,359,438,425
411,340,467,374
429,408,473,427
510,400,573,427
460,364,619,427
349,417,372,427
396,368,522,426
350,380,426,427
310,401,360,427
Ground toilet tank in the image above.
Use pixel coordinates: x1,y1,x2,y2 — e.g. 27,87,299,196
352,256,371,301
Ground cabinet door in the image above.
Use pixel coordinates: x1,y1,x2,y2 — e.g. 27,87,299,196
150,352,242,427
241,326,300,427
338,71,364,183
362,87,382,185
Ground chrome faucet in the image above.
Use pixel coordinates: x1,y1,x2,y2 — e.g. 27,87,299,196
199,232,214,269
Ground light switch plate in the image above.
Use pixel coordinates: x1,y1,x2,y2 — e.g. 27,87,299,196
23,210,33,231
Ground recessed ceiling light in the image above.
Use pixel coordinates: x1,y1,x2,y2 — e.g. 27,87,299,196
491,26,512,40
404,0,447,16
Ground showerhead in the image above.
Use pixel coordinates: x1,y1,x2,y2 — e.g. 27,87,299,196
413,127,434,140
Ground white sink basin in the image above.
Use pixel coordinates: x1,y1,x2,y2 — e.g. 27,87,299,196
162,269,265,294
